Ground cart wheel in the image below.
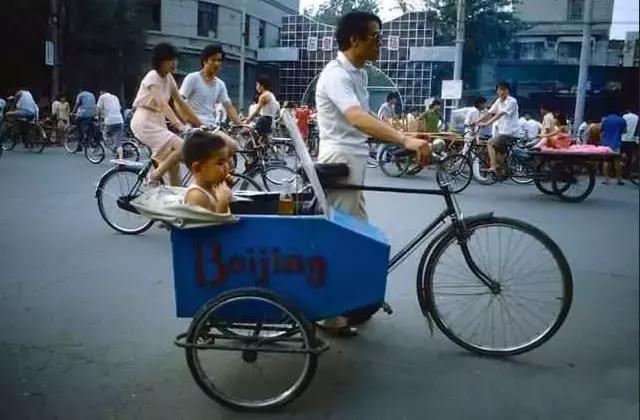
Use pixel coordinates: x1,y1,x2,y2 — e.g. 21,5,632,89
185,288,319,411
533,162,556,195
552,161,595,202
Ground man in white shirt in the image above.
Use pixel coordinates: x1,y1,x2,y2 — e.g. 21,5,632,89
97,90,125,160
7,89,38,121
180,45,243,128
519,113,543,141
316,12,430,223
621,108,639,167
462,97,487,153
376,93,396,123
477,81,520,172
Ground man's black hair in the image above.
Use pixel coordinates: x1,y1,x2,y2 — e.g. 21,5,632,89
429,99,442,109
200,44,225,67
151,43,179,71
257,77,271,90
183,130,227,168
336,11,382,51
496,81,511,91
386,92,396,102
474,96,487,108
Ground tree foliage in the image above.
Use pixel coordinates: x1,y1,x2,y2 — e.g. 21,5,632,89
305,0,380,26
428,0,523,88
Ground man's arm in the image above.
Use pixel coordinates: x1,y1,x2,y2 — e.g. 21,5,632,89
71,95,80,114
222,101,243,125
246,93,267,122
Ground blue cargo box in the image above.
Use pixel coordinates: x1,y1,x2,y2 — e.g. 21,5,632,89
170,209,390,321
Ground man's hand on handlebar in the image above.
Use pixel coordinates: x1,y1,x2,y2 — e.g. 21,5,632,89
403,136,432,165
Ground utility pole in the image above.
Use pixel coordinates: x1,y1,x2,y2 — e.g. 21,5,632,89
239,2,246,111
49,0,60,100
573,0,594,135
453,0,465,81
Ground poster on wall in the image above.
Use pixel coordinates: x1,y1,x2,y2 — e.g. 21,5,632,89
322,36,333,51
388,35,399,51
307,36,318,51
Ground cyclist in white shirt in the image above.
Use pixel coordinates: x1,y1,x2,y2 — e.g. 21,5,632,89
462,96,487,154
180,45,242,128
245,77,280,140
97,90,125,160
477,81,520,173
519,113,543,142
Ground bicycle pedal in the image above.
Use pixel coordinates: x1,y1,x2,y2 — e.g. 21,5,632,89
381,301,394,315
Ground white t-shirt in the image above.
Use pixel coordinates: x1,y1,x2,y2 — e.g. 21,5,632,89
179,72,230,126
488,96,520,136
623,112,638,143
377,102,395,120
542,112,555,134
464,108,481,127
520,118,543,140
97,93,124,126
259,92,280,118
215,102,227,125
316,52,370,156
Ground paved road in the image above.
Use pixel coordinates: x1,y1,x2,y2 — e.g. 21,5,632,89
1,148,638,420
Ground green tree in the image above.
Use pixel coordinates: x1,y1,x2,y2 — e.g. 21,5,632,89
60,0,147,103
428,0,523,89
305,0,380,26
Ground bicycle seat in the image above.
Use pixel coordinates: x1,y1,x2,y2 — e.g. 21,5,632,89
297,163,350,186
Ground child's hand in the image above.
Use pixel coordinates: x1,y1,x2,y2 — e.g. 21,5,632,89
214,182,232,205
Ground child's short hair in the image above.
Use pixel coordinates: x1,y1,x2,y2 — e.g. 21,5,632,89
182,130,227,168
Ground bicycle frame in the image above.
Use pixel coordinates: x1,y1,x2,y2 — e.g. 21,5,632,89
330,183,500,292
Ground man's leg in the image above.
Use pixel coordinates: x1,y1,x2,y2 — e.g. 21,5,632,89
487,138,498,171
603,161,611,184
615,155,624,185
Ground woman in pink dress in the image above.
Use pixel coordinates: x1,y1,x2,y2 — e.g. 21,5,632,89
131,43,202,186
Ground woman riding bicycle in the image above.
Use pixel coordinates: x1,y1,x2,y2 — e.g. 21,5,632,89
131,43,202,186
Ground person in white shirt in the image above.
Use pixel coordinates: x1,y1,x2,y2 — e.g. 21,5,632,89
7,89,38,121
477,81,520,172
519,113,543,141
376,93,396,124
180,45,243,129
462,96,487,154
215,102,227,125
621,108,639,168
316,11,430,224
51,94,71,144
97,90,125,160
245,77,280,140
315,11,431,336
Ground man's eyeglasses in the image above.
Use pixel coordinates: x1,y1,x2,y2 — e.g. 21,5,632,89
367,32,383,44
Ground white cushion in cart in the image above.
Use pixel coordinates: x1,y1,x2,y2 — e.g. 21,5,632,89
131,186,238,228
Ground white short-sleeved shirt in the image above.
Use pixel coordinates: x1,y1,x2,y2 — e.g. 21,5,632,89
520,118,543,140
464,108,481,127
488,96,520,136
377,102,395,120
179,72,230,126
316,52,370,156
542,112,555,134
97,93,124,126
623,112,638,143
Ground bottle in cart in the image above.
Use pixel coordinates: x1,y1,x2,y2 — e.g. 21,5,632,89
278,183,294,215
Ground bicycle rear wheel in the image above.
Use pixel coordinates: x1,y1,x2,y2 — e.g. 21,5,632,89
420,216,572,356
507,155,534,184
85,139,105,164
250,165,303,192
25,124,47,153
64,126,80,153
96,166,154,235
471,154,496,185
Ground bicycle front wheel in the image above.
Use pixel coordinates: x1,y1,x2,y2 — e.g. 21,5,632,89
378,145,411,177
420,216,572,356
96,166,154,235
64,127,80,154
436,153,472,193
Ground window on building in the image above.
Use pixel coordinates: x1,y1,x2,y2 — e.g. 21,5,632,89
558,42,582,60
259,20,266,48
198,2,218,38
245,15,251,47
140,0,161,31
520,42,544,60
567,0,584,21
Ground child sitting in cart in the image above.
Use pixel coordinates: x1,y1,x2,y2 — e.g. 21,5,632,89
526,113,572,150
182,130,232,214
